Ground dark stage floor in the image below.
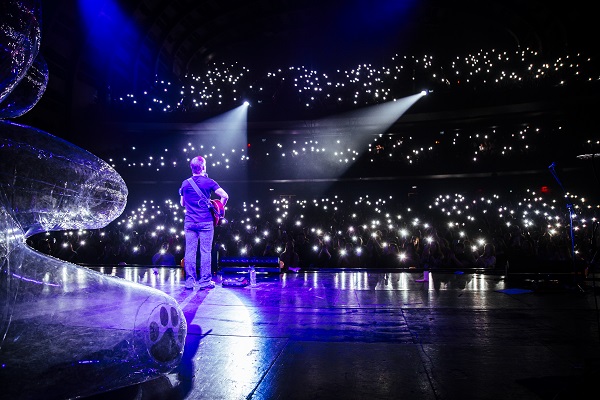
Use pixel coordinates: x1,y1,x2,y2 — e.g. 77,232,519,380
83,267,600,400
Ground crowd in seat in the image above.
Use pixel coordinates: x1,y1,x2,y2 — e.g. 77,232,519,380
27,46,600,279
28,187,594,279
109,47,599,120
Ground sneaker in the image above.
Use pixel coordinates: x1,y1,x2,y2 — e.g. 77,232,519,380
198,281,216,290
185,277,196,289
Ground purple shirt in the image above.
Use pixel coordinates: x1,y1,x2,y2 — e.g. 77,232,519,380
179,175,220,225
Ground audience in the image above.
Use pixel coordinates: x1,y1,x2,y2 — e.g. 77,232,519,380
24,46,599,279
475,243,497,269
111,48,598,119
152,242,176,266
27,185,597,277
447,240,476,269
420,239,445,270
279,239,301,272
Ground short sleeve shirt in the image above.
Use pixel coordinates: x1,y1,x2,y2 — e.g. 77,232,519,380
179,175,221,225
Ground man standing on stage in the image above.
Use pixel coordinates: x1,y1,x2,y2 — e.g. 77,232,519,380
179,156,229,290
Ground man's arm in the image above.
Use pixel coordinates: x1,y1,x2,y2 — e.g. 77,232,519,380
215,187,229,206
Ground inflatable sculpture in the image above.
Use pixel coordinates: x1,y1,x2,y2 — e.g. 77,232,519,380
0,2,187,399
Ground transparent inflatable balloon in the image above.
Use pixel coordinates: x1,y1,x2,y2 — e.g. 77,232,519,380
0,0,41,106
0,53,48,118
0,2,187,399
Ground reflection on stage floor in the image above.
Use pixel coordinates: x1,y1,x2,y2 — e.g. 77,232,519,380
77,266,600,400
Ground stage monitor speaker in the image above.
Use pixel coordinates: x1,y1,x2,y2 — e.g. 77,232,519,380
218,256,281,273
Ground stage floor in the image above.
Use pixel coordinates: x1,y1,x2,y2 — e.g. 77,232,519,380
84,268,600,400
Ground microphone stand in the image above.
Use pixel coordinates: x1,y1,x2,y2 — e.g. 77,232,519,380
548,162,583,292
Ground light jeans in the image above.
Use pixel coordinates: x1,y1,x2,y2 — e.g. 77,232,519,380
184,221,214,286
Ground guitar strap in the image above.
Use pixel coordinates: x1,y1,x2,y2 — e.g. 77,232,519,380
187,178,212,210
186,178,225,227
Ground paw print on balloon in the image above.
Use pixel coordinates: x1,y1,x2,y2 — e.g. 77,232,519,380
147,304,187,363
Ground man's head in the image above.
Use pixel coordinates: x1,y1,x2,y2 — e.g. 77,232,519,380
190,156,206,175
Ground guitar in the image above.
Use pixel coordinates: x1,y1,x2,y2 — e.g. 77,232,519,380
210,199,226,227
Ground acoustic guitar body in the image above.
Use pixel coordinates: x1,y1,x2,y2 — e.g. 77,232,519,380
210,199,225,226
